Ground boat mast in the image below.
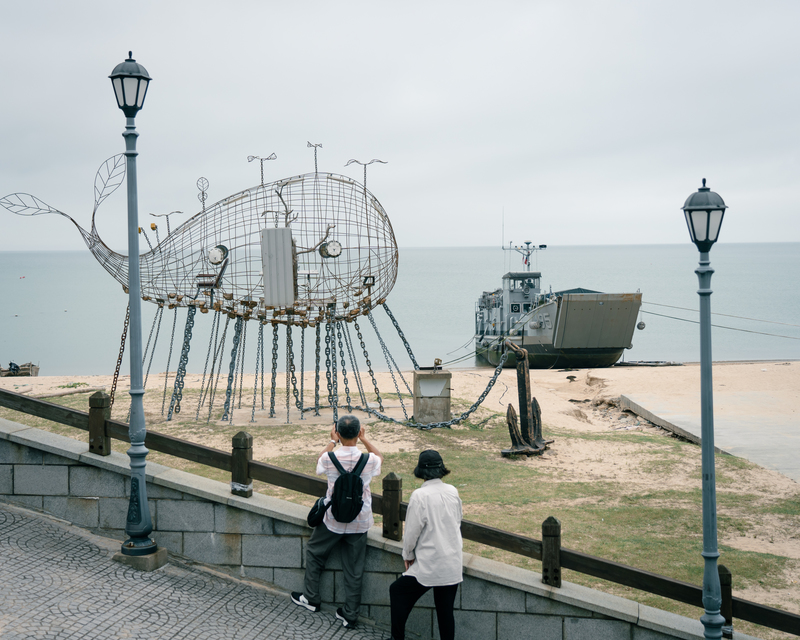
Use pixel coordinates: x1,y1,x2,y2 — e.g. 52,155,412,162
502,241,546,271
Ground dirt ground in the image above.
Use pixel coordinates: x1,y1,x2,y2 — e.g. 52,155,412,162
3,361,799,620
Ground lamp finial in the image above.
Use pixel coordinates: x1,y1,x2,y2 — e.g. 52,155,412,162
702,178,706,188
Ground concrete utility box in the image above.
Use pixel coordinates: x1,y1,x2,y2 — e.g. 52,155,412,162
413,368,452,424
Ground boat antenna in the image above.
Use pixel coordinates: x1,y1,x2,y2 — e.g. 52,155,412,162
502,241,546,272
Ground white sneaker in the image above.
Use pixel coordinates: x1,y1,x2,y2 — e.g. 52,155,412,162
291,592,320,613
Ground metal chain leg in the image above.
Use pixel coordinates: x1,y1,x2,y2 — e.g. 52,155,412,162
383,302,419,370
222,316,244,422
167,306,196,421
206,315,231,423
368,312,408,420
325,320,333,420
337,322,352,411
237,322,247,409
285,324,291,424
298,325,305,419
110,305,130,410
251,322,263,423
161,307,178,416
343,322,367,408
269,324,279,418
196,310,220,420
354,319,383,412
314,323,321,416
260,322,265,410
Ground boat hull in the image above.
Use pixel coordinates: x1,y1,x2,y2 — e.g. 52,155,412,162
475,340,624,369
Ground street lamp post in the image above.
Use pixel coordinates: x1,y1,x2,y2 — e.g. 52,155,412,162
110,53,157,558
682,179,728,640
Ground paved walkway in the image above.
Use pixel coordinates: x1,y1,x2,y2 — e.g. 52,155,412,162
0,502,387,640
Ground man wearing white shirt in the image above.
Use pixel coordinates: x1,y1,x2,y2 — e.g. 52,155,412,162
291,415,383,629
386,450,462,640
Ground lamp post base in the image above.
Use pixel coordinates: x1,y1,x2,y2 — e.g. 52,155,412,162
120,535,159,556
113,546,168,572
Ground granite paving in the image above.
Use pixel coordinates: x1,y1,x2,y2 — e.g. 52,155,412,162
0,502,387,640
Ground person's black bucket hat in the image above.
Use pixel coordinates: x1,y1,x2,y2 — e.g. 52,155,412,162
414,449,444,476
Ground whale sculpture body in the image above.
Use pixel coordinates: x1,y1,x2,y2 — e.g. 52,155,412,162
2,156,398,325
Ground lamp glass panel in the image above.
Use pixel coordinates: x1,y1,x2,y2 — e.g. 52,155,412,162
691,210,709,242
112,78,125,109
122,77,140,107
136,80,149,108
707,210,724,242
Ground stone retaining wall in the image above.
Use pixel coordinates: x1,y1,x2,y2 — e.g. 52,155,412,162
0,417,753,640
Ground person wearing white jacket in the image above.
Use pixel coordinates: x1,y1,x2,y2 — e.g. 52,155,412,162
385,450,462,640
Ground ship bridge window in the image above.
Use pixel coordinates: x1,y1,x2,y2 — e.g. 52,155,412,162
523,303,531,312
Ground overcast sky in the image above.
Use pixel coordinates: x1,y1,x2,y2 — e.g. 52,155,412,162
2,0,799,252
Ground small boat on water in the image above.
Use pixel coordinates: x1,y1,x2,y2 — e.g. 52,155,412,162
0,362,40,377
474,243,643,369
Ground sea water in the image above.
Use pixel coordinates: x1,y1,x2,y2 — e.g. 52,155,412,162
1,243,799,377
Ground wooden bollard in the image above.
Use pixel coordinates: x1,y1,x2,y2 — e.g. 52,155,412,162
542,516,561,587
88,391,111,456
231,431,253,498
719,564,733,638
382,472,403,541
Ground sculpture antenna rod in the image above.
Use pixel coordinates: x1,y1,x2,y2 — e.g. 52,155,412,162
307,142,322,174
248,153,277,187
345,158,387,273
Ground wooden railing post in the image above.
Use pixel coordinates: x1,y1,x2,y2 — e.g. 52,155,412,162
719,564,733,638
382,472,403,541
231,431,253,497
542,516,561,587
88,391,111,456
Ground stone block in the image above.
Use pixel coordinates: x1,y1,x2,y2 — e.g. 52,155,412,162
95,528,126,543
42,451,81,465
364,545,406,573
0,465,12,494
0,441,42,465
335,570,395,606
5,494,42,510
527,593,592,617
460,575,526,612
274,519,310,536
564,617,631,640
371,603,433,639
70,466,126,498
637,603,706,640
242,534,302,568
184,532,242,565
632,627,678,640
214,503,273,535
112,546,168,572
156,499,214,532
499,613,563,640
243,566,274,584
14,465,68,495
43,496,99,528
99,498,131,530
272,568,335,603
151,530,183,556
141,480,186,500
438,610,496,640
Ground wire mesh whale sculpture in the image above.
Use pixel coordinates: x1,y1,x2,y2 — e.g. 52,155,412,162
1,155,399,326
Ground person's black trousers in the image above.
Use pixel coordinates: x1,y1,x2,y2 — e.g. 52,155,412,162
388,575,459,640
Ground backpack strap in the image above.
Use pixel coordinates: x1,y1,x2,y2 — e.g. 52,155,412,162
328,451,346,475
328,452,369,475
353,453,369,476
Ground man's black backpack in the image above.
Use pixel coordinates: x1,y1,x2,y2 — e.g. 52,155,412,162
328,452,369,523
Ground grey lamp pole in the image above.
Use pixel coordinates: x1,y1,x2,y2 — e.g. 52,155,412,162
682,179,728,640
109,53,157,557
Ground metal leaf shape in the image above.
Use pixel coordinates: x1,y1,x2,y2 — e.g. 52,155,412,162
93,154,126,211
0,193,64,217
